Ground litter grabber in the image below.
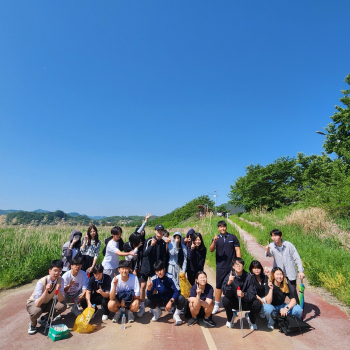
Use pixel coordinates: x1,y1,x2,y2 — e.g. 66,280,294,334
237,286,243,338
45,289,59,336
299,278,305,320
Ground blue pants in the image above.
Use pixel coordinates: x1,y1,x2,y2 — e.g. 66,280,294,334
262,303,303,327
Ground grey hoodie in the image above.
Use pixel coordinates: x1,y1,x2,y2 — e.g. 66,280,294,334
62,230,82,271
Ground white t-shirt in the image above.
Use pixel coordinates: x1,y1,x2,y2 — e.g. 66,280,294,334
111,274,140,297
62,270,88,296
102,239,120,270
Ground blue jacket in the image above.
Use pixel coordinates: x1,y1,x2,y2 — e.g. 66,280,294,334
147,272,180,301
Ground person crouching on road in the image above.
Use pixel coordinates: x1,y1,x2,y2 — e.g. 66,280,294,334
26,260,66,335
263,267,303,330
187,271,216,327
62,256,89,317
80,264,111,321
222,257,261,330
108,260,140,324
145,260,185,325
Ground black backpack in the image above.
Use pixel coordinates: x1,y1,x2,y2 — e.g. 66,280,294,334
272,312,313,335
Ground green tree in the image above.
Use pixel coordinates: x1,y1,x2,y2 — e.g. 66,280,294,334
323,74,350,163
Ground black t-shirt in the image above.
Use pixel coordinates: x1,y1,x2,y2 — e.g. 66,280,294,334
189,283,214,301
212,233,240,270
87,274,111,294
265,284,297,306
251,273,268,298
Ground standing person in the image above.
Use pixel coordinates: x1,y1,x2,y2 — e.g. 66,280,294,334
187,232,207,285
137,224,169,318
62,230,82,274
145,261,184,325
62,257,89,316
263,267,303,329
209,220,241,314
80,264,111,321
187,271,215,327
26,260,66,335
168,232,187,284
80,224,101,273
184,228,195,246
102,226,136,278
265,229,305,303
222,258,260,330
108,260,140,324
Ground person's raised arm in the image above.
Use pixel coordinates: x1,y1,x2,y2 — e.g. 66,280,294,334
143,238,156,257
209,235,219,252
137,213,151,234
110,275,118,301
265,279,274,304
81,234,88,252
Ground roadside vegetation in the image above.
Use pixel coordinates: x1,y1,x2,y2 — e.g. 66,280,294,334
230,207,350,306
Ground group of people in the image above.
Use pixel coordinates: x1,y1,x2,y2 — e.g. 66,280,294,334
26,216,305,336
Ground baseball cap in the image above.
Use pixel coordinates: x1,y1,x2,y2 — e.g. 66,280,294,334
155,224,164,231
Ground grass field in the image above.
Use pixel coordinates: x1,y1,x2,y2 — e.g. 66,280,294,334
0,216,254,290
0,225,140,290
230,207,350,307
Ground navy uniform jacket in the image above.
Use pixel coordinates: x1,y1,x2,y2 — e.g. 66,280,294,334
212,233,240,270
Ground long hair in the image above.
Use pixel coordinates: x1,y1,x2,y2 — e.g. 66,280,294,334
191,232,205,250
270,267,289,294
87,225,99,246
249,260,265,280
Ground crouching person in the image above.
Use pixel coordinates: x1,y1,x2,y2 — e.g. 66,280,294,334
108,260,140,324
145,261,184,325
263,267,303,330
187,271,216,327
222,257,261,330
62,256,88,317
26,259,67,335
80,264,111,321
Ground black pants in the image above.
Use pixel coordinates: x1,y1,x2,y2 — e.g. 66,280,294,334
82,255,94,272
287,279,300,304
187,271,197,286
81,293,109,315
145,294,185,311
222,296,261,324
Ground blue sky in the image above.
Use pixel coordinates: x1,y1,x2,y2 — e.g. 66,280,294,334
1,1,349,216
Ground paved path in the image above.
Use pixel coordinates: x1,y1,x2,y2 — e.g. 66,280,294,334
1,221,350,350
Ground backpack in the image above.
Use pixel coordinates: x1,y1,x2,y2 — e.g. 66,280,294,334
273,313,313,335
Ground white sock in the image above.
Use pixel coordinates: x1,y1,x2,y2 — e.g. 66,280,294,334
214,301,220,307
174,309,181,316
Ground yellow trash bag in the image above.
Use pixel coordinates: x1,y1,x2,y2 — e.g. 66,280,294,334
72,307,96,333
179,271,191,299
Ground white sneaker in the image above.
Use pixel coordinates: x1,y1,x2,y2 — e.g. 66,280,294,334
28,323,37,335
150,307,162,322
136,304,145,318
102,314,109,321
226,310,237,328
113,308,124,323
71,304,81,317
127,309,135,323
212,304,220,314
173,313,182,325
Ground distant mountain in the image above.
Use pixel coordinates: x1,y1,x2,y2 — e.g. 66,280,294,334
219,203,245,215
89,216,106,220
0,209,22,215
68,212,80,217
33,209,50,213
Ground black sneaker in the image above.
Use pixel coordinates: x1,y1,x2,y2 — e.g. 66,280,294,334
187,317,198,326
28,323,37,335
203,317,216,327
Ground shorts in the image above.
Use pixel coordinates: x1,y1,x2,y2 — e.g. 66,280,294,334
216,268,231,289
139,272,152,283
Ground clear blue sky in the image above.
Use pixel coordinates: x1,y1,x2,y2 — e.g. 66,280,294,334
1,1,349,216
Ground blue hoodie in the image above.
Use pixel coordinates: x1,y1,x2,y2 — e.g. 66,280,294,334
147,272,180,301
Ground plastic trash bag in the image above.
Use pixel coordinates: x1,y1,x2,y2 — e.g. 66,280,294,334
72,307,96,333
179,271,191,299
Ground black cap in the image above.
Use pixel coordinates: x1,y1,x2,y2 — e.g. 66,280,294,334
155,224,164,231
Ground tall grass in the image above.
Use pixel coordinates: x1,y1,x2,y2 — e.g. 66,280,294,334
231,209,350,307
0,225,138,290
